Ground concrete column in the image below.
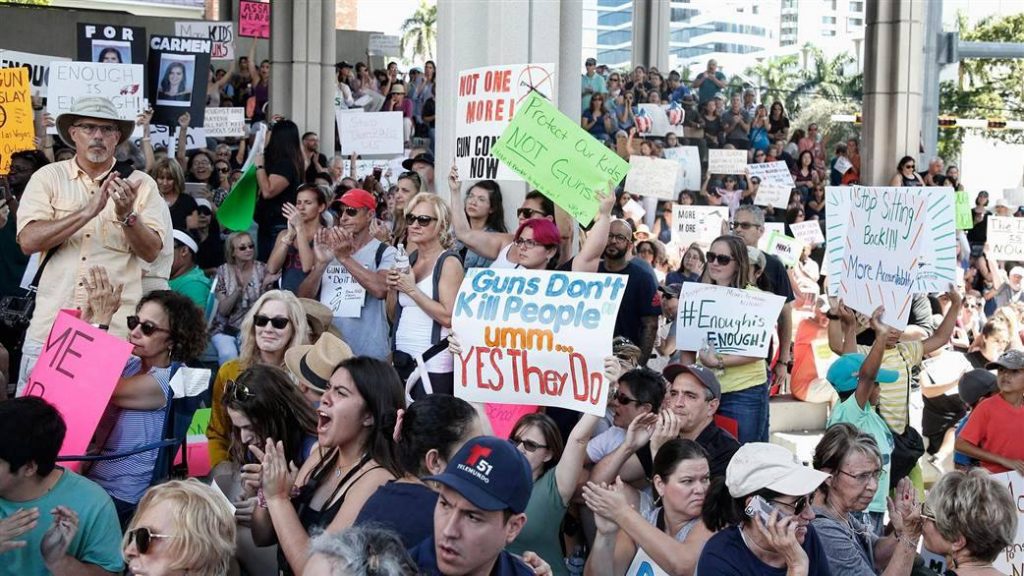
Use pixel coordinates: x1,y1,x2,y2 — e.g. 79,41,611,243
436,0,583,229
862,0,925,186
632,0,672,72
268,0,336,152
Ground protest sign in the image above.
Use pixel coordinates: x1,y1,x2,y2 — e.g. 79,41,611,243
136,124,207,154
989,471,1024,575
636,103,685,137
748,161,794,209
988,216,1024,261
789,220,825,247
752,184,790,210
175,21,235,60
337,110,404,155
0,50,69,97
485,404,539,443
148,36,212,128
954,190,973,230
707,149,747,175
491,90,629,224
46,62,145,138
757,222,786,251
662,146,701,192
77,23,147,65
202,107,245,137
675,283,786,358
825,187,850,296
0,68,34,175
456,63,556,181
20,310,133,464
912,187,957,294
319,260,366,318
368,33,401,57
838,187,927,330
1004,188,1024,207
624,546,670,576
239,0,271,38
765,231,803,267
625,155,679,200
452,268,625,416
671,205,727,250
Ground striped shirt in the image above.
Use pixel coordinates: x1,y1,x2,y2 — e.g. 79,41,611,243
856,341,923,434
88,356,171,504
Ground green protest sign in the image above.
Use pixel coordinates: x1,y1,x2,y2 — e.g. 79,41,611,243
955,190,974,230
491,91,629,224
188,408,211,437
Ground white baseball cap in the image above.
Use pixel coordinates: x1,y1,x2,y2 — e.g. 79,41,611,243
725,443,830,497
173,229,199,253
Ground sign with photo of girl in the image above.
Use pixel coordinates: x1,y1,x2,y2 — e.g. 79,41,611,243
77,23,147,65
147,35,212,127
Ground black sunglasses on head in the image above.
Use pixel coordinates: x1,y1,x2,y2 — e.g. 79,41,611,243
253,314,290,329
224,379,255,402
127,315,170,336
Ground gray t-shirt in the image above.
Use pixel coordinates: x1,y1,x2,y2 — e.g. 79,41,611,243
320,239,396,359
721,108,751,142
810,506,880,576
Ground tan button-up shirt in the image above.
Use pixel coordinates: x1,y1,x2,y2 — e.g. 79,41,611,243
16,158,167,344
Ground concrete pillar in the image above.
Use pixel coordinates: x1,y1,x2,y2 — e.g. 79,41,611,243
920,0,942,165
862,0,924,186
269,0,337,153
436,0,583,231
633,0,672,72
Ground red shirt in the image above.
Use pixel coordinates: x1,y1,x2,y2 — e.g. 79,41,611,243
960,394,1024,473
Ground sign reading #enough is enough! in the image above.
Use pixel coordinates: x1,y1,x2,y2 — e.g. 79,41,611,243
491,90,629,225
452,268,626,416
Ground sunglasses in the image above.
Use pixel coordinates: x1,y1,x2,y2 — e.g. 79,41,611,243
517,208,547,219
254,314,290,329
730,221,760,231
224,379,255,402
340,207,362,217
127,527,174,554
235,243,254,251
612,391,642,406
705,251,734,266
770,495,811,516
127,315,170,336
405,214,438,227
198,208,212,216
511,437,548,453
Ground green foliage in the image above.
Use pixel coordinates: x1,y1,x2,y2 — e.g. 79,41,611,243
400,0,436,63
5,0,49,4
741,47,862,118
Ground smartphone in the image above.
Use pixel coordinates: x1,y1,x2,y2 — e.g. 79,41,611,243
373,166,383,180
744,495,777,524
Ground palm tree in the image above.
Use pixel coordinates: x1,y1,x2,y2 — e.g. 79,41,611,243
747,54,798,107
401,0,437,63
788,47,857,114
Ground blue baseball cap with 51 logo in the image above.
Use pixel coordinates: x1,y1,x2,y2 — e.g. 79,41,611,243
425,435,533,514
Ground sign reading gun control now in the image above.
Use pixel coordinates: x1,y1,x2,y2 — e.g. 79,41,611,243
675,283,786,358
491,90,629,225
452,268,625,416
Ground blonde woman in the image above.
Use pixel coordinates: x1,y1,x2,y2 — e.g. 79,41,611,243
211,232,278,364
208,290,310,471
123,479,235,576
387,193,465,395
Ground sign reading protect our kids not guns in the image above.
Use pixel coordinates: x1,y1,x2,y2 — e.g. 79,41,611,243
491,90,629,225
675,283,786,358
456,63,556,181
20,310,133,467
452,268,625,416
838,187,927,330
0,68,34,175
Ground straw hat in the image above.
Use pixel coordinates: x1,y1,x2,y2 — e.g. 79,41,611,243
388,83,406,96
56,97,134,147
284,332,353,393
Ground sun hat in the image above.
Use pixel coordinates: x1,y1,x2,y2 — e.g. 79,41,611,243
56,96,134,147
284,332,353,394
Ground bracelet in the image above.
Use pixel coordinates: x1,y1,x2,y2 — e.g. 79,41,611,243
90,323,109,331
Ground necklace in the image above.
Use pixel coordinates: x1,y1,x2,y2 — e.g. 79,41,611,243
335,454,366,478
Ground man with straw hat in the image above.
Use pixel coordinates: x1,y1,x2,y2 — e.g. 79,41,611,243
16,97,167,390
284,332,353,404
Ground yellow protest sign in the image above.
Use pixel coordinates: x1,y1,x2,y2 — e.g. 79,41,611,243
0,67,34,175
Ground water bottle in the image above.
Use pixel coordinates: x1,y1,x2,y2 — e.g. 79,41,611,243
394,244,410,274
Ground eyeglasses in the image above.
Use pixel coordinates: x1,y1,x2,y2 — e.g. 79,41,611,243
340,207,362,217
838,468,883,484
770,495,811,516
607,233,630,244
705,251,734,266
513,237,548,250
517,208,547,220
730,221,760,231
127,315,170,337
73,123,119,136
405,214,438,227
224,379,255,402
235,243,254,251
612,391,642,406
904,164,916,170
127,527,175,555
254,314,290,329
511,437,548,453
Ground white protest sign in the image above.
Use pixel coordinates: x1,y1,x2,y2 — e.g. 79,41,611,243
623,198,646,222
988,216,1024,262
47,62,145,136
320,261,366,318
625,156,679,200
765,232,803,267
708,149,747,175
0,50,69,97
135,124,205,153
662,146,701,192
676,283,786,358
825,186,851,296
368,33,401,57
989,471,1024,575
790,220,825,246
1003,188,1024,207
838,187,927,330
202,107,245,137
456,63,556,181
752,185,790,210
175,21,235,60
912,187,957,293
748,161,794,209
624,547,670,576
672,205,728,250
452,268,625,415
345,159,393,181
336,110,404,155
921,351,972,391
758,222,786,251
636,103,685,137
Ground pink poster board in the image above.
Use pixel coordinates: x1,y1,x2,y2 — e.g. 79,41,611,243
21,310,133,462
485,403,539,441
238,1,270,39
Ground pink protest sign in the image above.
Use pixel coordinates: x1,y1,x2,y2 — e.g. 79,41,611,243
239,1,270,39
486,403,539,441
21,310,133,461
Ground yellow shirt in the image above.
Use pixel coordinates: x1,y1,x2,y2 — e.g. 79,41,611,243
698,285,769,394
855,341,923,434
207,359,244,468
16,158,165,344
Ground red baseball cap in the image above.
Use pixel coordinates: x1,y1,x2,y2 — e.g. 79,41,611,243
339,188,376,211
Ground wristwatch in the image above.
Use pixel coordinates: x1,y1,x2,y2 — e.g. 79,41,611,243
119,211,138,227
91,323,109,331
